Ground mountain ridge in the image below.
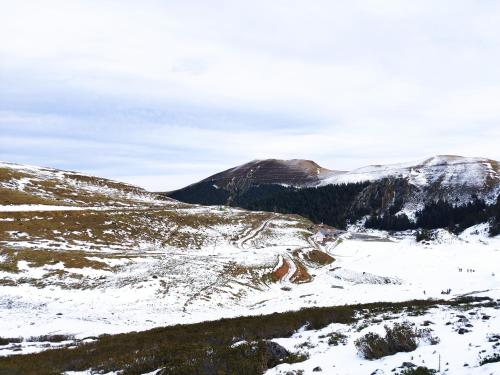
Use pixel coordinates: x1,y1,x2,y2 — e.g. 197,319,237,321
165,155,500,232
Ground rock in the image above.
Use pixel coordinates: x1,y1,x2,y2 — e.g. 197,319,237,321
265,340,289,357
401,362,416,368
312,366,322,372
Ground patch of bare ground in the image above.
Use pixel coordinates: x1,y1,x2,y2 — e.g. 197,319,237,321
290,259,312,283
262,257,290,283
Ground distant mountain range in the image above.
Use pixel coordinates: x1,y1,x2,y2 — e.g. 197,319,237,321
165,155,500,233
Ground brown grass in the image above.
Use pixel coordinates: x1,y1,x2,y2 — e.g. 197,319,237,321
304,249,335,266
0,248,110,271
0,188,56,205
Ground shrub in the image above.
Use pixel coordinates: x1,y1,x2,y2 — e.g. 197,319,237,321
355,332,389,359
28,334,75,343
355,321,418,360
479,352,500,366
418,328,440,345
326,332,348,346
0,298,486,374
385,322,418,353
415,229,433,243
0,337,22,346
399,367,437,375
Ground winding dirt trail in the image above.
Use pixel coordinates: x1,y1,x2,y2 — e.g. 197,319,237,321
236,217,273,249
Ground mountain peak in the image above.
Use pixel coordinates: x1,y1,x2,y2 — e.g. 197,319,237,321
202,158,334,188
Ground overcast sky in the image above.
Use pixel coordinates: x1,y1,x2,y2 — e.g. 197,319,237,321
1,1,500,190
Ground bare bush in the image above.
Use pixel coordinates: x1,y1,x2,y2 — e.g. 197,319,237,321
355,321,418,360
418,328,440,345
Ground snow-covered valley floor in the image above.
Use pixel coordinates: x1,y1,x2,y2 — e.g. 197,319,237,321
1,211,499,367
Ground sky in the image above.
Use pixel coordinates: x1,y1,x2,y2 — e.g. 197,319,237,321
1,0,500,191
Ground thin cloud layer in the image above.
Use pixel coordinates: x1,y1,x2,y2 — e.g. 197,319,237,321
1,0,499,190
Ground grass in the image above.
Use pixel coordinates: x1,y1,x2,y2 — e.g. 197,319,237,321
304,249,335,266
0,249,110,273
0,208,276,250
0,298,491,375
0,207,320,292
0,164,160,207
0,187,57,206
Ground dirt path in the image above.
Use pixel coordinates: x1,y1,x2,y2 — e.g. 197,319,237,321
237,217,273,249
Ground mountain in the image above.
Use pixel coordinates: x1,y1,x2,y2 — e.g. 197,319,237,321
166,159,336,205
202,158,335,188
165,155,500,232
321,155,499,203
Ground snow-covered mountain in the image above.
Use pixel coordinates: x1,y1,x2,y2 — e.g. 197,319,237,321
322,155,500,209
167,155,500,222
321,155,498,189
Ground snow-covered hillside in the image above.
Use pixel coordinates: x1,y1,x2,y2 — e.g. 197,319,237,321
1,161,499,374
0,161,170,207
267,298,500,375
0,161,335,354
167,155,500,224
321,155,499,202
321,156,497,186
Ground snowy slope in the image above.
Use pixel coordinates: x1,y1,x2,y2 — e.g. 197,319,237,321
0,161,170,207
267,299,500,375
0,161,335,355
167,155,500,221
1,161,499,371
320,155,499,198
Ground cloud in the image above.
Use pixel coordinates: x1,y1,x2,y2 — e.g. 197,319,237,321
1,0,499,190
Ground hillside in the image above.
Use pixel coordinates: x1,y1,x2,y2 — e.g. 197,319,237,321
321,155,500,209
166,156,500,233
167,159,336,205
1,161,500,374
0,161,337,352
0,161,170,208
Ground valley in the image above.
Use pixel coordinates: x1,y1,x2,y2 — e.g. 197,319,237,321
0,158,499,374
